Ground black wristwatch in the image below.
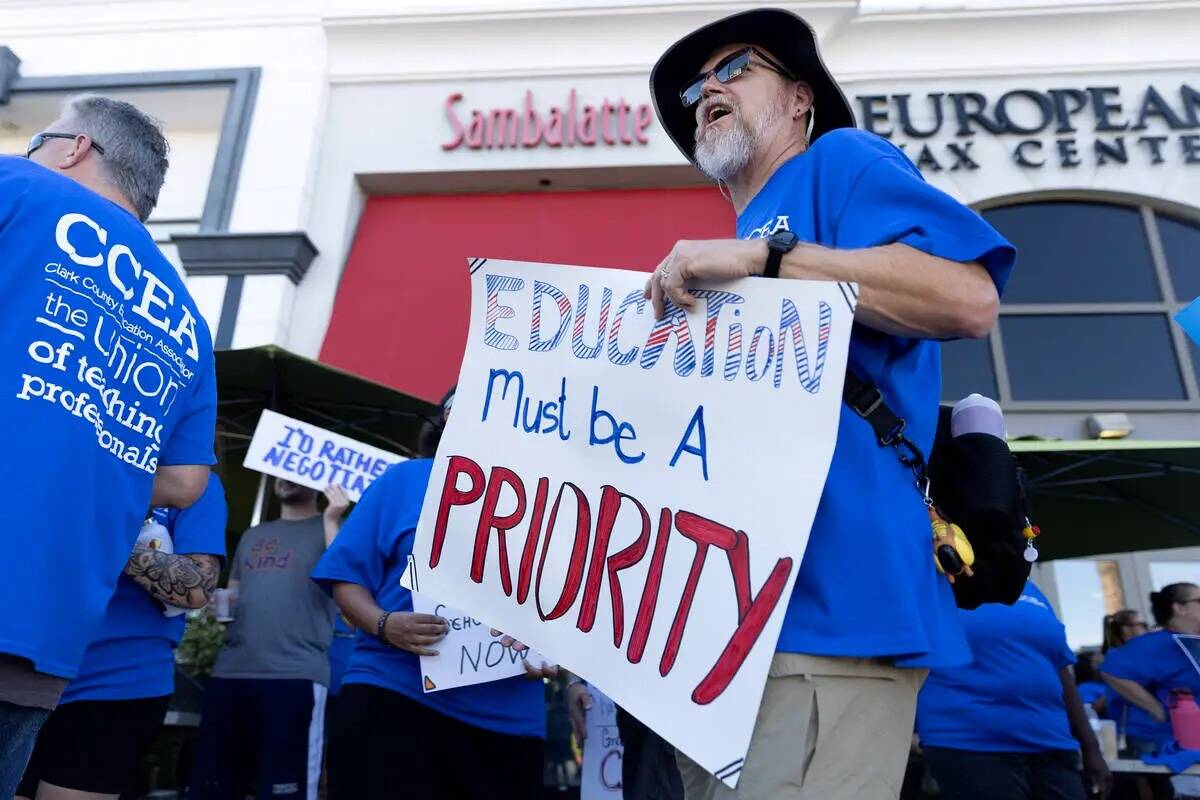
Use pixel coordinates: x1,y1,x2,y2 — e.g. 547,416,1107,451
764,230,799,279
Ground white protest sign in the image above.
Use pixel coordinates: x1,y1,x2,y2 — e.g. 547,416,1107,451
243,409,404,502
408,258,855,787
582,688,624,800
411,589,547,692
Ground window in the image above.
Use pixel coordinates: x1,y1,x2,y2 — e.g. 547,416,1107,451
985,203,1159,304
941,335,997,402
1161,214,1200,303
1149,561,1200,591
939,198,1200,407
1054,559,1125,651
1002,314,1185,401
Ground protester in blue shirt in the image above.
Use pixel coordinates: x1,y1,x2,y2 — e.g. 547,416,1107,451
1092,608,1159,753
16,473,226,800
1103,583,1200,752
916,581,1111,800
313,390,551,800
645,9,1015,798
0,96,217,795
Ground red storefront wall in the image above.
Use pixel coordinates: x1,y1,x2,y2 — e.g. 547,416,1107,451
320,186,732,401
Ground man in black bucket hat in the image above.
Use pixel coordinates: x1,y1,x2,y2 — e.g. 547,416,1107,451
644,8,1018,799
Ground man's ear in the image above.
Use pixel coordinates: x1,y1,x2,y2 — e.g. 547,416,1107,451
56,134,95,170
792,81,815,120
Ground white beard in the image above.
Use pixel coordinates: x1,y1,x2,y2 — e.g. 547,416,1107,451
694,99,785,182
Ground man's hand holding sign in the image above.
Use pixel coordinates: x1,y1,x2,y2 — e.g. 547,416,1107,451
408,256,855,787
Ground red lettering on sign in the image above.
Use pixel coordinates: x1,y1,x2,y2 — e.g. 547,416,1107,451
430,460,794,704
470,466,526,596
535,481,591,621
430,455,485,568
577,486,651,646
628,507,672,664
692,554,792,705
516,476,550,604
441,90,656,151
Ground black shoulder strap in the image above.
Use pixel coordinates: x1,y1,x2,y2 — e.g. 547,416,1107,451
843,370,927,486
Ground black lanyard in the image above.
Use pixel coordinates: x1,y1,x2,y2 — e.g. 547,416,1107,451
843,370,928,492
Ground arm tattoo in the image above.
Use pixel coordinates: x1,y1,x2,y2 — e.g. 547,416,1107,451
124,550,220,609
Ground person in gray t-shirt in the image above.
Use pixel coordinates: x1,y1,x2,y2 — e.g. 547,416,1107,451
188,478,349,800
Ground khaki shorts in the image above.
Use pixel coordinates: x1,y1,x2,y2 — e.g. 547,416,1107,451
676,654,927,800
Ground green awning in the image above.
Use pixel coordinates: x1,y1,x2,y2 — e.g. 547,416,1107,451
215,345,438,535
1013,439,1200,559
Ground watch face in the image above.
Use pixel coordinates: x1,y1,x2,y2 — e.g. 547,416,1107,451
770,230,799,249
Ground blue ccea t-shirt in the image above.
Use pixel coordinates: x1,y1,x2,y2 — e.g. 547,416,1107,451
0,157,217,678
916,581,1078,752
312,459,546,738
1102,629,1200,745
63,473,227,703
737,129,1016,668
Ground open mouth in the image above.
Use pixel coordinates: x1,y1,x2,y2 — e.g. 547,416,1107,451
704,105,733,126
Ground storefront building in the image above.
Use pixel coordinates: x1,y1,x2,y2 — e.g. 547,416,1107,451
3,0,1200,647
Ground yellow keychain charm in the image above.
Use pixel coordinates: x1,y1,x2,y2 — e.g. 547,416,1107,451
929,505,975,583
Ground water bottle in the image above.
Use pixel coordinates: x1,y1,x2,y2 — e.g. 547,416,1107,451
951,393,1006,440
1170,690,1200,750
135,518,186,618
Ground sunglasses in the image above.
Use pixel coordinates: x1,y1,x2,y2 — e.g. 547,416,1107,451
680,47,797,109
26,132,105,159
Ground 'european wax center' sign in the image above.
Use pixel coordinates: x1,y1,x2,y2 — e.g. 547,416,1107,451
243,410,403,501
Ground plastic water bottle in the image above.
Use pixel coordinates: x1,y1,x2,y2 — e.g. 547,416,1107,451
136,518,187,618
1170,690,1200,750
951,393,1006,440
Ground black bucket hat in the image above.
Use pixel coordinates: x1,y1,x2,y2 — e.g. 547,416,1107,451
649,8,856,164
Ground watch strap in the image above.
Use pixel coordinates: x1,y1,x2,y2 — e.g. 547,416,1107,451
764,231,798,279
764,247,784,279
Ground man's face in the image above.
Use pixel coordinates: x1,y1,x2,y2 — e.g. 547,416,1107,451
274,478,315,505
691,43,801,181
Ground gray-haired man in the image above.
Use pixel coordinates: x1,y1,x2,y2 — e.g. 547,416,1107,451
0,95,217,794
644,9,1016,799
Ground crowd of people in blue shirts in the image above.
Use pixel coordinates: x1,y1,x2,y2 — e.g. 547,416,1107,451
901,582,1200,800
6,6,1200,800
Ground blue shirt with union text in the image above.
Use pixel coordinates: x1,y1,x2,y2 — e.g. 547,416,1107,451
0,156,217,678
737,129,1016,668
